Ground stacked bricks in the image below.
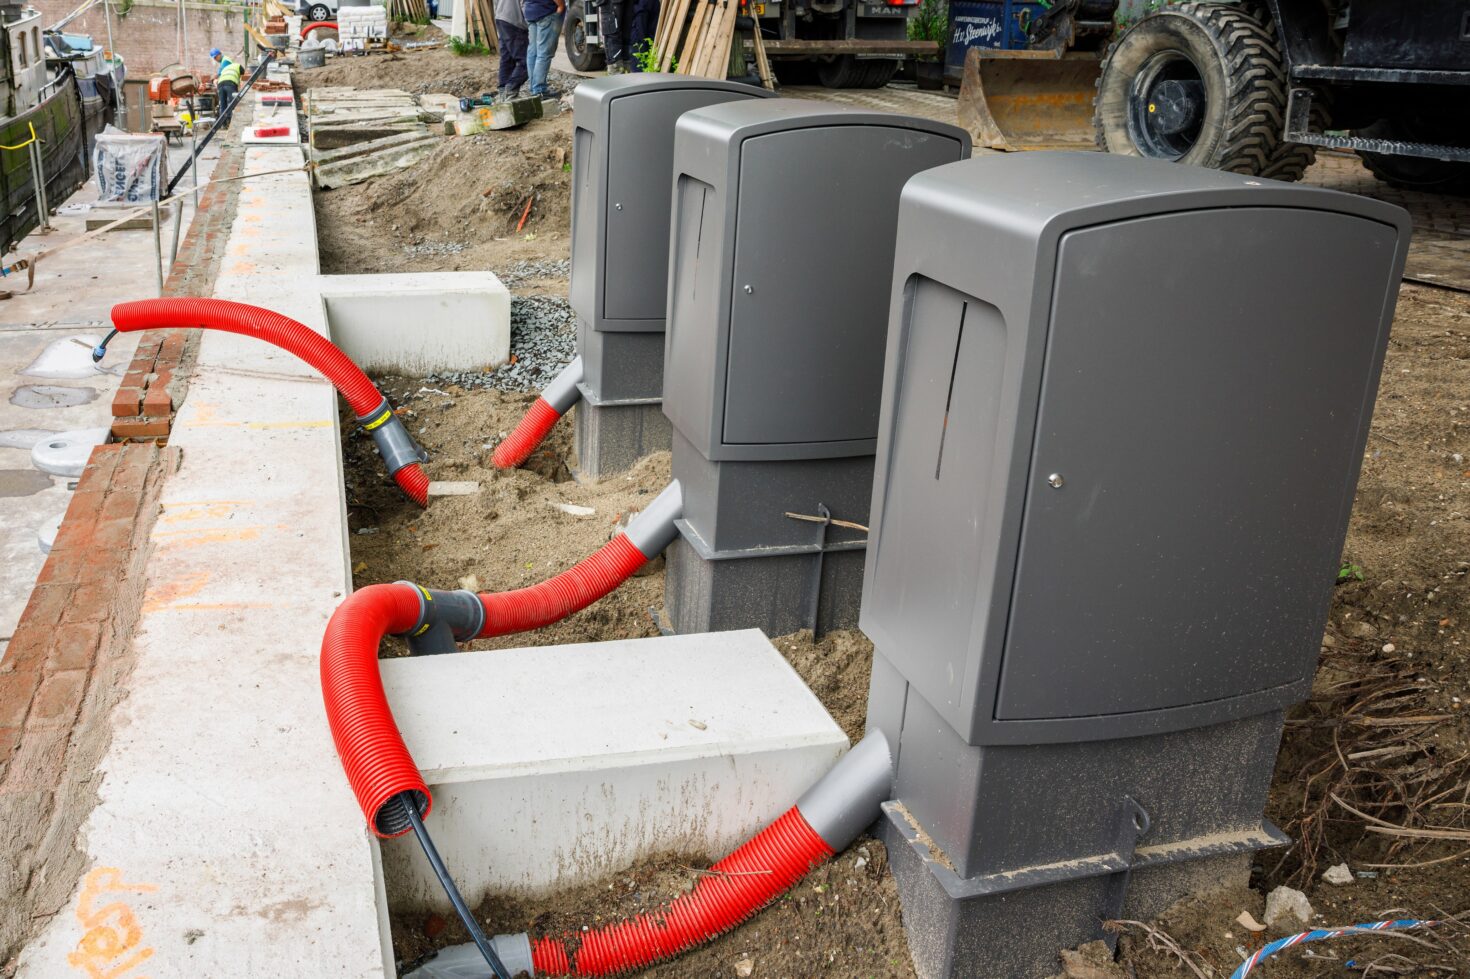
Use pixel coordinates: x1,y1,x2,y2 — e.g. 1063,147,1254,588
107,139,245,443
0,444,178,967
109,330,185,439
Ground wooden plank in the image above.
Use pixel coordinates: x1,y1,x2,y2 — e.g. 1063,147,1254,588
677,0,713,74
692,0,721,76
704,0,739,78
752,24,775,90
656,0,692,69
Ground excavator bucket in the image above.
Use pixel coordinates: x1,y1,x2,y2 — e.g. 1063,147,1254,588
956,47,1103,152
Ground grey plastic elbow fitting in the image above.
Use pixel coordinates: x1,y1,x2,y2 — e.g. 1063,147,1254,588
357,398,429,475
393,582,487,654
542,355,584,414
623,480,683,558
796,730,895,852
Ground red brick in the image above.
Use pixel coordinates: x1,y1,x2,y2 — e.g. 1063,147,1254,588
141,386,173,417
122,369,150,389
28,671,88,729
18,584,74,632
61,582,113,626
100,487,142,522
0,726,18,773
93,518,135,553
0,631,47,675
159,332,186,361
111,418,170,438
5,724,69,791
49,516,101,559
48,625,101,673
0,670,42,728
80,446,122,482
60,487,103,521
111,387,142,417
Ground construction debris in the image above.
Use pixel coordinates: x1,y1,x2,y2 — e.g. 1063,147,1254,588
305,88,439,188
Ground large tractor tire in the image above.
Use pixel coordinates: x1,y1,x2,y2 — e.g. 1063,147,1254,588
1093,2,1285,175
563,0,606,73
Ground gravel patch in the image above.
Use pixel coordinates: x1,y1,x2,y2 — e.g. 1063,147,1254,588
423,295,575,393
497,258,570,286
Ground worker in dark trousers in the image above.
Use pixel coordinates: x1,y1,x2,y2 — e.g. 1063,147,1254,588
494,0,529,99
597,0,637,73
211,48,242,127
629,0,659,67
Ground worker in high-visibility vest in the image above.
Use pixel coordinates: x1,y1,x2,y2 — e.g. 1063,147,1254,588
211,48,243,127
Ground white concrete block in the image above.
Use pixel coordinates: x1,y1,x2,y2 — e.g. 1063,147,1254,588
379,629,848,912
319,272,511,373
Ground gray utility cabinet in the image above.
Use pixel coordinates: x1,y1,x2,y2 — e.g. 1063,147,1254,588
660,99,969,637
568,75,772,477
862,152,1410,979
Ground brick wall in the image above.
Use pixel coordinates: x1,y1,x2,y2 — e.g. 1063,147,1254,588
0,127,244,975
34,0,251,77
0,443,179,975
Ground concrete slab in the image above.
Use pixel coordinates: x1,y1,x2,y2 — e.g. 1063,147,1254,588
16,142,393,978
379,629,848,911
319,271,511,372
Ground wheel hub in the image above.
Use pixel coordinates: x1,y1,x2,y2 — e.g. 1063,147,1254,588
1147,78,1204,135
1126,51,1207,160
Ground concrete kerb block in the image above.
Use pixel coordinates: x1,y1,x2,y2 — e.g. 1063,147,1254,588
452,97,543,135
377,630,848,912
318,272,511,373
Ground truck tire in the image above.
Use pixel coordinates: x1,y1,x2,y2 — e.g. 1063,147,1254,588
564,1,606,72
858,58,899,88
818,55,867,88
1093,2,1285,175
1361,123,1470,196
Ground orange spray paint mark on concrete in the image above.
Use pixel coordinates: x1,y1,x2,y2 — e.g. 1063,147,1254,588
141,569,211,613
66,866,157,979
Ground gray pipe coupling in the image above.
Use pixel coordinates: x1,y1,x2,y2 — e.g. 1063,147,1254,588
403,934,535,977
624,480,683,558
542,355,584,414
357,398,429,475
392,582,487,655
796,729,894,851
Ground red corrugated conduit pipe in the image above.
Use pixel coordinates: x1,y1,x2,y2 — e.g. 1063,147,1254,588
322,481,688,976
94,298,431,507
409,734,896,978
492,356,583,469
323,481,684,834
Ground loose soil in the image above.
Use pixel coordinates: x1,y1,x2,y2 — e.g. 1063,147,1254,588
301,37,576,287
320,60,1470,971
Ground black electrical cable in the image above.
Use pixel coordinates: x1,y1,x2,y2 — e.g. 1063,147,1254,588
398,793,512,979
166,51,277,197
91,328,118,363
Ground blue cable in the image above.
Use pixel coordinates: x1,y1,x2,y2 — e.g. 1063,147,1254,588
1230,918,1437,978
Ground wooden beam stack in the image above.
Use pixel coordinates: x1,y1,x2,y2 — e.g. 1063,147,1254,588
653,0,744,79
459,0,501,50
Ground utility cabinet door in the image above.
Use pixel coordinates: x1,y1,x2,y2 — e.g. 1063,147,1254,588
995,207,1398,721
721,125,965,448
602,88,763,326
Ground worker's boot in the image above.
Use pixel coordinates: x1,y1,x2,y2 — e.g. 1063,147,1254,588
607,62,627,75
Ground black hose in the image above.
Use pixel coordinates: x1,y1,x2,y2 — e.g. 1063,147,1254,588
398,793,511,979
166,51,276,196
91,328,118,363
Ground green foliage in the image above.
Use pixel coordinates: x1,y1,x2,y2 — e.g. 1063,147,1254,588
633,38,673,72
449,36,491,55
1337,562,1365,583
906,0,947,53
